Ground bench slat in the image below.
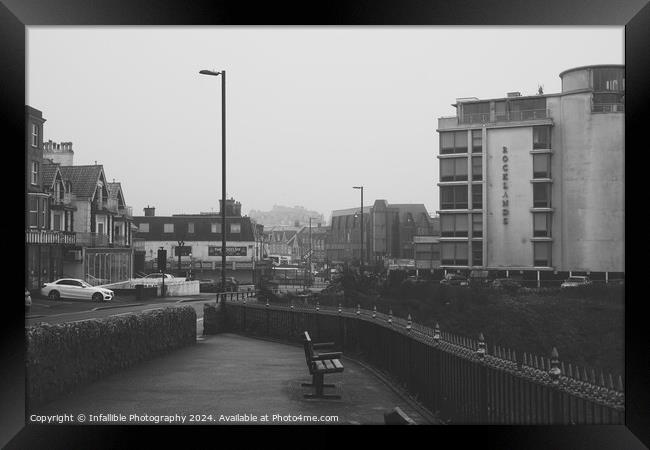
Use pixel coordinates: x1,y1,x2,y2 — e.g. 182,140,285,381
323,360,334,370
332,359,344,370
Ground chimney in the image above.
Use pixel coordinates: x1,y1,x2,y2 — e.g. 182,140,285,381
144,205,156,217
219,198,241,216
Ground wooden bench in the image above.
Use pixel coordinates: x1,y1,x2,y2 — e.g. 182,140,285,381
302,331,344,399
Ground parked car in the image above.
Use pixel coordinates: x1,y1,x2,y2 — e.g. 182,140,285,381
41,278,114,302
491,278,523,289
25,288,32,311
560,276,592,289
440,274,469,287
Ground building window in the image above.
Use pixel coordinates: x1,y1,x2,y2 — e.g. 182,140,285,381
31,124,39,147
440,131,468,154
495,101,506,121
163,223,174,233
39,197,48,229
533,154,551,178
440,158,468,182
174,246,192,256
533,183,551,208
31,161,39,185
440,214,468,237
472,156,482,181
230,223,241,233
441,242,468,266
440,186,468,210
533,213,551,237
29,196,38,227
211,222,222,233
472,184,482,209
188,222,194,234
53,213,62,231
472,243,483,266
533,126,551,149
533,242,552,266
139,223,149,232
472,214,483,238
472,129,482,153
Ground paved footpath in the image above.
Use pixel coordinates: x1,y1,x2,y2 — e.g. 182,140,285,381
32,333,433,425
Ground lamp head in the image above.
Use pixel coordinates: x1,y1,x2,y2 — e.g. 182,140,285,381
199,69,222,76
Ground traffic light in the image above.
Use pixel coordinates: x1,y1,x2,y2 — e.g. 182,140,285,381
157,249,167,272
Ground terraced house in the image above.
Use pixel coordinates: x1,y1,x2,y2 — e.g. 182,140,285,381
25,107,76,290
25,105,135,290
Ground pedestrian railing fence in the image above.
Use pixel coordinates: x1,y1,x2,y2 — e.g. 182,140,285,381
217,295,624,424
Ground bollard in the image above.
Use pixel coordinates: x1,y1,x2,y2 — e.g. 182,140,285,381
316,301,320,312
549,347,561,383
372,305,377,319
356,304,361,315
388,308,393,325
406,314,412,332
433,322,441,344
338,303,342,315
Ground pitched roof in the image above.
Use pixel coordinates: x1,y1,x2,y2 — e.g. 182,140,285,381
391,204,430,223
41,162,60,189
107,182,121,199
331,206,372,217
59,165,104,198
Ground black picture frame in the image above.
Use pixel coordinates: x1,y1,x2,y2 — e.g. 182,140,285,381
4,0,648,447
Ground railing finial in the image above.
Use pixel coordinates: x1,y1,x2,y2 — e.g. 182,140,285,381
477,332,486,359
549,347,561,383
433,322,441,343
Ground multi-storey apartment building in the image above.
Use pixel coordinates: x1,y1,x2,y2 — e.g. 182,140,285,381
436,64,624,282
327,199,436,266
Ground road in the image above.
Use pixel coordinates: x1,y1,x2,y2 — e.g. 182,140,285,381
25,293,223,333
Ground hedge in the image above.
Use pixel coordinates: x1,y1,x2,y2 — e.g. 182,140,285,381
26,305,197,407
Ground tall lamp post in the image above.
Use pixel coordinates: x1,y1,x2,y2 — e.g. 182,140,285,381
353,186,364,273
199,69,227,303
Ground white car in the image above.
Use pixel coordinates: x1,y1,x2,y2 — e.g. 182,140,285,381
41,278,114,302
560,276,592,289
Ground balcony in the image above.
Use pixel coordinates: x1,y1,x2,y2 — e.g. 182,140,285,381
461,109,550,125
118,205,133,219
51,192,72,207
592,103,624,113
75,232,110,247
439,110,552,130
25,229,76,245
92,198,118,214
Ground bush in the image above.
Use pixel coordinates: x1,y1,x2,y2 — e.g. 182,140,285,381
26,306,196,408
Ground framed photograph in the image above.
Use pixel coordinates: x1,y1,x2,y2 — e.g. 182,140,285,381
6,0,647,447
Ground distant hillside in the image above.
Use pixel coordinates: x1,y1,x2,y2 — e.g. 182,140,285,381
248,205,326,228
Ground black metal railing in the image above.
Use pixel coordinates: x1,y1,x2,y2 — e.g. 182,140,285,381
219,298,624,425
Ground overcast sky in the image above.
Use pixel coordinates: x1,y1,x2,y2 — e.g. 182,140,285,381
27,27,623,220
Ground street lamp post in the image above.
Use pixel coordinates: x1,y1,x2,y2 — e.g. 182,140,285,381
199,69,227,304
353,186,364,273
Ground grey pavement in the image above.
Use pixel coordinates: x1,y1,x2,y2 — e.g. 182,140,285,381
32,333,433,425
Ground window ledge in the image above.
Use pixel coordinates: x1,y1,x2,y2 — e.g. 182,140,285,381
530,178,553,183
